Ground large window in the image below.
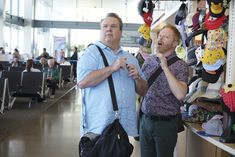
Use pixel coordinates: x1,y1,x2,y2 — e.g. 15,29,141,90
5,0,24,17
35,0,142,23
34,28,100,58
3,23,24,54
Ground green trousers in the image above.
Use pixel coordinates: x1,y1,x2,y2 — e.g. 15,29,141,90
140,114,178,157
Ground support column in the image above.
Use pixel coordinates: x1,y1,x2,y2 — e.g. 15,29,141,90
23,0,34,57
226,1,235,84
0,0,5,47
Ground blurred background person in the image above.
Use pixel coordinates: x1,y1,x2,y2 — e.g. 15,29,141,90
70,46,78,80
36,48,51,60
0,47,5,54
10,54,23,67
43,59,59,98
56,49,65,64
23,59,41,72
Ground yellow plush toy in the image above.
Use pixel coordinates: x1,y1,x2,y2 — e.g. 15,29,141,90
138,24,151,40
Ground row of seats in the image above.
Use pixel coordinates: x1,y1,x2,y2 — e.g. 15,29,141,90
0,72,45,112
0,64,74,114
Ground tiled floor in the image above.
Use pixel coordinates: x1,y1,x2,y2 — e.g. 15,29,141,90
0,88,141,157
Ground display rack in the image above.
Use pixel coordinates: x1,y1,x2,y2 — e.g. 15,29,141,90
226,1,235,84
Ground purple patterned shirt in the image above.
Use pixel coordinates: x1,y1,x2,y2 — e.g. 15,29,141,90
141,53,189,116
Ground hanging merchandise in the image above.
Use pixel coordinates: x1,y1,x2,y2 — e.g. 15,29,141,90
138,24,151,40
137,0,155,17
204,12,228,30
175,2,188,25
201,65,224,83
220,83,235,112
207,0,231,18
200,27,227,65
143,12,153,26
136,0,154,68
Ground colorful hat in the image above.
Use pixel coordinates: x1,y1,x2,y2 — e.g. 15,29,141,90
200,47,225,65
220,83,235,112
201,65,223,83
175,3,188,25
202,58,225,71
206,28,227,48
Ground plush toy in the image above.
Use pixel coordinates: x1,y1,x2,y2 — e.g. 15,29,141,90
138,24,151,40
143,12,153,26
207,0,231,18
137,0,155,17
220,83,235,112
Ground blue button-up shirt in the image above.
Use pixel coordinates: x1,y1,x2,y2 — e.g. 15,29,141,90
77,41,145,136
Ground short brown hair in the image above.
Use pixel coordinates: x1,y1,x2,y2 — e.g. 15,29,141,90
101,13,123,31
159,24,181,44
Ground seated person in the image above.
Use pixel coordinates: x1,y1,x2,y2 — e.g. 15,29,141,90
12,48,21,60
39,57,48,70
56,49,65,64
60,57,72,85
23,59,41,72
36,48,52,60
22,59,43,102
60,57,71,65
43,59,59,98
0,47,5,54
10,54,23,67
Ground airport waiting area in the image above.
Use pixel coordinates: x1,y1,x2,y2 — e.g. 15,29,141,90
0,58,80,156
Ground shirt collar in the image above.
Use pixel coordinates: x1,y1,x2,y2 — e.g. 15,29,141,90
166,52,177,60
154,52,178,62
94,41,124,55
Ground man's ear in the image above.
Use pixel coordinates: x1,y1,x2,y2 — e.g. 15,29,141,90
173,40,179,48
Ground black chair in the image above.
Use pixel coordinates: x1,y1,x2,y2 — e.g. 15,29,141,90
9,66,25,72
1,71,23,108
0,78,7,113
12,72,45,108
0,61,10,67
1,71,22,94
59,65,73,88
0,78,12,111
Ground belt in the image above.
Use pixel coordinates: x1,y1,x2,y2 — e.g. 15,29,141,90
143,113,177,121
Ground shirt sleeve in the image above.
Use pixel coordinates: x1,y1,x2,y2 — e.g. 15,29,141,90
77,47,100,83
174,61,189,83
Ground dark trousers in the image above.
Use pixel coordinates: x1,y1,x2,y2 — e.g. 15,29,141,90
140,114,178,157
46,79,58,95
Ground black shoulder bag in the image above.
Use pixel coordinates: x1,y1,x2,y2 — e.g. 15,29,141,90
79,45,133,157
